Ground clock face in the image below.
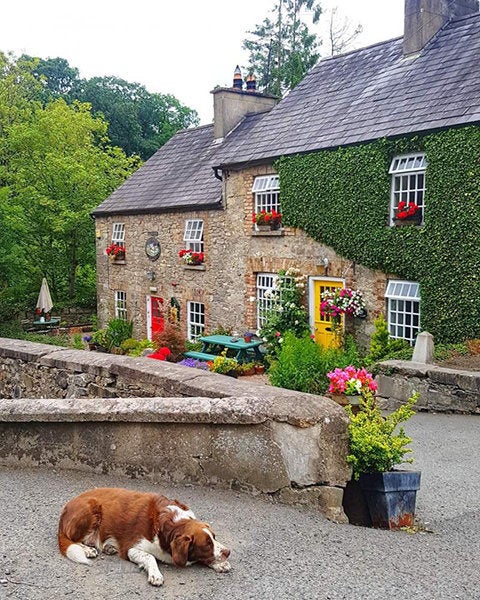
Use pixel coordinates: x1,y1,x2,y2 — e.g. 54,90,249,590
145,237,161,261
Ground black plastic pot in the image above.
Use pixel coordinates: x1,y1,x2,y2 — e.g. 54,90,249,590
358,470,421,529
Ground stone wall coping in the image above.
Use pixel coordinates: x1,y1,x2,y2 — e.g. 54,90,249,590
0,339,348,428
0,395,346,429
379,359,480,381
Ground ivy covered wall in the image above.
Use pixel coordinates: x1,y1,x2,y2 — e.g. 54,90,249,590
276,126,480,343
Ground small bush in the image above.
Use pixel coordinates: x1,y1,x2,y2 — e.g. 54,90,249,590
268,332,361,394
70,333,83,349
346,391,418,480
105,318,134,350
153,322,186,362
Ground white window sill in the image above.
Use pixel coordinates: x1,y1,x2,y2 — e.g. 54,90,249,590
183,264,206,271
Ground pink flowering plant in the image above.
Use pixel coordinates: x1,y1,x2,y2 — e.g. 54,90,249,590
320,288,366,319
327,365,378,396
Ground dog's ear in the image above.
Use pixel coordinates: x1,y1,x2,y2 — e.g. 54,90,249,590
170,535,192,567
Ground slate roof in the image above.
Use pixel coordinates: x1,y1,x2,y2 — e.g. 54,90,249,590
92,124,223,216
94,13,480,215
215,12,480,167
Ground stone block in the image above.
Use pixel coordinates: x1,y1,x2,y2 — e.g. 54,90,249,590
412,331,434,364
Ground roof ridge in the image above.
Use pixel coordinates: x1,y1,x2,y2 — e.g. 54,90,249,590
317,35,402,64
449,10,480,24
174,123,214,136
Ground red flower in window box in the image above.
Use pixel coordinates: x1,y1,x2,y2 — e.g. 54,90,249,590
395,201,421,222
252,209,282,228
178,249,204,266
106,243,125,260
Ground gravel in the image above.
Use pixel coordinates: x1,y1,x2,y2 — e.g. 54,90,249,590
1,412,479,600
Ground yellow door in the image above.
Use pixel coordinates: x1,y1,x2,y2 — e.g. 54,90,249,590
313,279,344,348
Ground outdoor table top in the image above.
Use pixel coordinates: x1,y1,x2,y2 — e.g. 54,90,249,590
199,334,262,350
32,317,60,327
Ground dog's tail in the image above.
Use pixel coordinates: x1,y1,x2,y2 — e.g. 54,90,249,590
58,497,102,565
58,533,92,565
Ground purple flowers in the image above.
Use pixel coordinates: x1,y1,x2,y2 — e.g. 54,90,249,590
177,358,209,370
83,335,93,343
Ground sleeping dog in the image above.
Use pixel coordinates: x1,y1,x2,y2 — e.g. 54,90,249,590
58,487,231,586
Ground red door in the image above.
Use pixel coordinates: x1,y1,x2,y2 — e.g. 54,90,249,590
150,296,165,338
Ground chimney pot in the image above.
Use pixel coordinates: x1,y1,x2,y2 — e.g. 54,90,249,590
233,65,243,90
246,73,257,92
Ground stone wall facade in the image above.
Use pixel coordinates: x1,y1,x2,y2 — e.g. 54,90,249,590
0,338,350,520
95,164,389,349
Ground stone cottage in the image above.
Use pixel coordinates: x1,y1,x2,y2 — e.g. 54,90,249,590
92,0,480,348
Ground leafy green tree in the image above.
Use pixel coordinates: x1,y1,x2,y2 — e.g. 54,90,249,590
1,98,138,305
22,55,80,98
243,0,321,96
71,76,199,159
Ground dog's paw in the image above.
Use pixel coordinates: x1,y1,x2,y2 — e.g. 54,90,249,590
83,546,99,559
148,573,164,587
211,560,231,573
102,544,118,556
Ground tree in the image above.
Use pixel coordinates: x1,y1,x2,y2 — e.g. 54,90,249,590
71,76,199,160
327,7,363,56
1,98,138,305
243,0,322,96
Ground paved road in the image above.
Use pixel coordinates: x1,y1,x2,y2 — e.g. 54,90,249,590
1,413,479,600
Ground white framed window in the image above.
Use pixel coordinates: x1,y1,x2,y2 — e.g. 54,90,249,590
252,175,281,215
187,301,205,341
389,153,427,224
115,290,127,321
385,280,420,345
112,223,126,247
256,273,278,329
184,220,204,253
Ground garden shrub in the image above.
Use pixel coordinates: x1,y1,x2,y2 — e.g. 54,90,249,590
346,391,418,479
105,318,134,350
268,332,361,394
153,322,186,362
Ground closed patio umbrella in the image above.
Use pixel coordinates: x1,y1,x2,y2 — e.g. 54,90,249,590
36,278,53,314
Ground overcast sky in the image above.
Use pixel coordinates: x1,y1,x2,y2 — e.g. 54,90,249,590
2,0,405,123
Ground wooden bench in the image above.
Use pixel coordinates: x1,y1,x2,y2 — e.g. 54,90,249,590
184,351,218,362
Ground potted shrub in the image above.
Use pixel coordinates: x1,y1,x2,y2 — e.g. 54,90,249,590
244,331,254,343
254,362,265,374
239,362,255,376
343,391,420,529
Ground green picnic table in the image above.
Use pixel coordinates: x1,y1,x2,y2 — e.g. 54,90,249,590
184,334,264,364
32,317,61,329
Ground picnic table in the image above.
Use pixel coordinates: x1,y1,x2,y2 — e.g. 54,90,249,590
184,334,264,364
31,317,61,330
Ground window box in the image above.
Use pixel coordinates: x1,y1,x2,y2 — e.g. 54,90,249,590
393,215,422,227
251,229,284,237
184,264,206,271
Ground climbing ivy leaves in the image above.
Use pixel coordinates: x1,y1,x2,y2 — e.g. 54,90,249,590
276,127,480,343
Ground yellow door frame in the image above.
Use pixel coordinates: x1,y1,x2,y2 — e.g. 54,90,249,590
309,276,345,348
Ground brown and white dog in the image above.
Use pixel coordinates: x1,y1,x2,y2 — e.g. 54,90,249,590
58,487,231,586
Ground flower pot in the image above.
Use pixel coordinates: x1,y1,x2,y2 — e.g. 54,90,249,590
244,335,253,343
393,216,421,227
243,367,256,376
225,369,238,378
358,470,421,529
254,364,265,374
330,394,361,415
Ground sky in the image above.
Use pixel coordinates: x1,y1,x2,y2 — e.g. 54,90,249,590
2,0,405,124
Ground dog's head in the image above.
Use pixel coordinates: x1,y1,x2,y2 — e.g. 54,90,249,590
170,520,230,569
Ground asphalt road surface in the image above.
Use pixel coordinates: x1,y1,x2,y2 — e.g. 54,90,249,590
1,413,479,600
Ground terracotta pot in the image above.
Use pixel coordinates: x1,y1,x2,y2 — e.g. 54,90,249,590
330,393,361,414
244,335,253,343
254,365,265,374
243,367,256,376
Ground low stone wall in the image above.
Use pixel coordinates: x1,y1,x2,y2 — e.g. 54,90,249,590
0,338,350,521
377,360,480,413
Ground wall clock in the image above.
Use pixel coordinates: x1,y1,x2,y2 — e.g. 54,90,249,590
145,237,161,261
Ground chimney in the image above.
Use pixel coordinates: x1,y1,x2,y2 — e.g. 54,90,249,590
403,0,479,55
211,67,278,140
